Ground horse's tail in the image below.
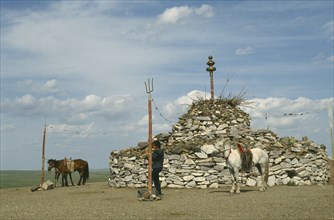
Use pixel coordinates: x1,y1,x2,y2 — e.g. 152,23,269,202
84,163,89,180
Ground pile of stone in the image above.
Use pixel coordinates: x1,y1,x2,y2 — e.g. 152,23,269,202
108,99,330,188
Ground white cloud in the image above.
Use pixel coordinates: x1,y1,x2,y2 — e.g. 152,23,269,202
158,4,214,25
235,46,254,56
163,90,211,117
1,92,136,122
323,20,334,40
17,79,59,94
194,4,215,17
158,6,192,24
82,95,102,109
17,94,37,107
242,96,332,119
327,56,334,62
42,79,58,92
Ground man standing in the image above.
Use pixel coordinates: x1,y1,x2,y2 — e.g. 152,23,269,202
152,140,164,197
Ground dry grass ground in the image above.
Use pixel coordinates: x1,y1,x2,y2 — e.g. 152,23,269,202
1,182,333,219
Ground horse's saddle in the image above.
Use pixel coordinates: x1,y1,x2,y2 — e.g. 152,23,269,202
64,158,75,172
237,144,253,173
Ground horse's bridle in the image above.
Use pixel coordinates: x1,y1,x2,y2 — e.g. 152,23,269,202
222,147,232,159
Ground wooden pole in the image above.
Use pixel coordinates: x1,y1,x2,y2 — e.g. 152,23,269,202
148,95,153,192
210,72,214,100
145,79,154,193
40,122,46,186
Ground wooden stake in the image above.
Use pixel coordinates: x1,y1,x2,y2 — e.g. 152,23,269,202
40,121,46,186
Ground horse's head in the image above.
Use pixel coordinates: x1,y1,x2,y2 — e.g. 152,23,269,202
47,159,56,171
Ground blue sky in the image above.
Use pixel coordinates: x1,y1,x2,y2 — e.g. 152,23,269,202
1,0,333,170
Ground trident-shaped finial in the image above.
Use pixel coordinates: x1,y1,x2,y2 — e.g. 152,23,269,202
145,78,154,101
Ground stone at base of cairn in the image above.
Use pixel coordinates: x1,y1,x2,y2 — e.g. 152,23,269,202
31,180,54,192
137,188,162,201
41,180,54,190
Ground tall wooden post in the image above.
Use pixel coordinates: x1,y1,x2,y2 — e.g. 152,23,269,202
206,55,216,100
40,122,46,186
145,79,154,193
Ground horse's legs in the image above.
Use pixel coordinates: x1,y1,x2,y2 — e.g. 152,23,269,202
77,171,83,185
54,173,57,187
55,172,60,187
230,179,236,194
229,168,236,193
230,168,240,194
78,169,88,185
255,164,265,191
68,173,74,186
82,171,87,185
77,179,81,185
61,174,65,187
262,162,268,189
62,173,69,187
65,173,69,186
235,170,240,194
77,176,82,185
82,164,89,185
262,165,268,190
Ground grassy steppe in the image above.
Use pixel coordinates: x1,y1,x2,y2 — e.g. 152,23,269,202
0,169,109,189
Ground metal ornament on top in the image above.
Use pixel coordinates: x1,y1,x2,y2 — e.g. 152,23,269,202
206,55,216,100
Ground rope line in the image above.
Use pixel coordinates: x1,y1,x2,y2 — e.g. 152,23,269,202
152,99,176,125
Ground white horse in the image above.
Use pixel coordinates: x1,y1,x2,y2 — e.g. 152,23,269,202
221,144,269,194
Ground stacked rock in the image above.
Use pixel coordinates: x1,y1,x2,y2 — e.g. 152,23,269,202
108,99,330,188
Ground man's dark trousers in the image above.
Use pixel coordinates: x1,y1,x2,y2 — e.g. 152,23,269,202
152,167,162,195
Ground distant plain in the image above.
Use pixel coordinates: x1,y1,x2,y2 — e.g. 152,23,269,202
0,169,109,189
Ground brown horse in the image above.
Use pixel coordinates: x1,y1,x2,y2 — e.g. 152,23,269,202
47,159,73,187
47,159,89,187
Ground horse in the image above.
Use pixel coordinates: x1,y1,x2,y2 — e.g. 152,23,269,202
47,159,73,187
47,158,89,187
220,143,269,194
70,159,89,185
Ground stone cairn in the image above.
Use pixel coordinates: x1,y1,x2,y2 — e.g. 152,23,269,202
108,99,330,189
